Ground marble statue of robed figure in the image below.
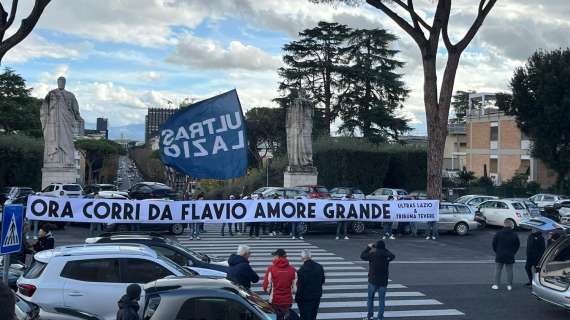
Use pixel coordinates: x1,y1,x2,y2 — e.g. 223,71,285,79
40,77,82,168
286,89,314,171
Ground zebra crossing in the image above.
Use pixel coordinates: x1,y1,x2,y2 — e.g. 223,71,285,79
176,225,464,319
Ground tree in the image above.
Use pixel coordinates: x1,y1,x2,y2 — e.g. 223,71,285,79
0,68,42,137
497,49,570,192
314,0,497,199
456,167,475,186
0,0,52,64
75,139,123,185
339,28,410,142
245,107,286,167
276,21,351,134
0,134,42,189
450,90,476,123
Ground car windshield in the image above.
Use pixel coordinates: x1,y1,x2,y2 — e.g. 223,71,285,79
235,287,277,319
166,238,207,261
512,202,525,210
397,190,408,195
316,187,328,193
353,189,364,194
156,254,194,276
455,196,470,203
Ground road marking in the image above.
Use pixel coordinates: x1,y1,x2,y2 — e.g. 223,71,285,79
252,284,406,291
353,260,527,264
259,292,425,299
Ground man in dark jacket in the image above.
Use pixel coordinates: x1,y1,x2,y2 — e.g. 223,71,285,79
525,229,546,286
492,219,520,291
295,249,325,320
33,224,55,252
116,284,141,320
227,245,259,289
361,240,395,320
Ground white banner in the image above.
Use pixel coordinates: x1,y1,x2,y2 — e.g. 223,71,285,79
25,196,439,224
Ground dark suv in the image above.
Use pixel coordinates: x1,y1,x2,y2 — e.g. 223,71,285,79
128,182,178,200
143,277,276,320
86,232,229,274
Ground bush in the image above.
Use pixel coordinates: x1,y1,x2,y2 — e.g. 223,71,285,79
0,134,43,190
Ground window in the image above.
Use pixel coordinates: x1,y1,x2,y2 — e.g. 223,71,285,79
543,195,555,201
468,198,484,206
512,202,525,210
151,246,188,266
490,126,498,141
453,205,471,214
61,259,120,282
175,298,259,320
496,202,509,209
489,159,498,174
63,184,81,191
42,185,54,192
382,189,393,196
121,258,173,283
23,260,46,279
439,205,454,214
397,190,408,195
562,201,570,208
316,187,328,193
480,201,495,209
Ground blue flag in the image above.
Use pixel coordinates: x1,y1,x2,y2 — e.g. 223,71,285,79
159,89,248,179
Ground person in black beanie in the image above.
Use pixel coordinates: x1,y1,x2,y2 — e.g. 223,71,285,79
525,228,545,286
0,281,15,320
117,284,142,320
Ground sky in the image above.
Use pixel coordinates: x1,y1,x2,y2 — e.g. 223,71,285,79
3,0,569,141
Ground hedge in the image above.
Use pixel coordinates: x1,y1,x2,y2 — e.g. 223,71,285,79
0,134,43,190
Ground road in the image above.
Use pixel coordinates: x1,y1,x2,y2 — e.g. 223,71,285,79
116,155,143,191
55,224,568,320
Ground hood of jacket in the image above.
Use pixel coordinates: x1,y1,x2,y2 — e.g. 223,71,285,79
228,254,249,266
272,256,290,268
118,295,139,312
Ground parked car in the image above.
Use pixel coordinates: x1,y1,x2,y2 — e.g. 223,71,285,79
128,182,178,200
477,199,532,228
530,194,569,212
85,232,228,276
329,187,365,200
40,183,83,198
520,217,569,310
504,198,541,217
409,190,429,200
367,188,409,200
2,187,35,205
298,220,368,235
0,256,25,289
261,187,308,199
418,203,481,236
455,195,499,209
83,184,117,195
294,185,330,199
17,243,195,320
551,199,570,225
142,277,277,320
250,187,278,199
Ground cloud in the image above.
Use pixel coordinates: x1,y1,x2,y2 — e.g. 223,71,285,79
3,34,91,64
137,71,162,82
166,34,281,71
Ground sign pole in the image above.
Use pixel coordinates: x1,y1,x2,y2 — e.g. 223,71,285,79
1,254,9,284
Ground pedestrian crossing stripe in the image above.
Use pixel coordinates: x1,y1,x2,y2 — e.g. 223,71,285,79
3,214,20,247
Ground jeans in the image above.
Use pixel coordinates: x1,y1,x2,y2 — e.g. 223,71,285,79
426,221,438,238
291,223,300,237
191,223,200,238
410,222,418,236
336,221,347,238
235,223,243,233
367,283,387,320
494,263,514,286
298,299,320,320
382,222,393,237
249,223,260,237
221,223,233,236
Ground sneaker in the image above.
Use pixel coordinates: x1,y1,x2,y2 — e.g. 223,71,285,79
382,236,387,240
335,236,340,240
389,235,395,240
432,237,437,240
344,236,349,240
196,236,201,240
299,236,304,240
426,236,431,240
491,285,499,290
292,236,297,240
190,237,194,241
506,285,512,291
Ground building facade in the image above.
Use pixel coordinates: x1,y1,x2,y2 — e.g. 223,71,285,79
145,108,179,144
96,117,109,139
443,123,467,171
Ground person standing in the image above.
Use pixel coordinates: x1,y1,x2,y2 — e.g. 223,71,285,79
335,194,352,240
222,195,236,237
525,228,545,287
361,240,395,320
382,196,395,240
227,245,259,289
492,219,520,291
116,284,142,320
33,224,55,252
296,249,325,320
263,249,297,317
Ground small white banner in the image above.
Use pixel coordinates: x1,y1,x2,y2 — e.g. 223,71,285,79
25,196,439,224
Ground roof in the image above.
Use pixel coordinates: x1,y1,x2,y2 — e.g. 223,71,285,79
85,233,166,244
144,276,238,293
34,243,157,263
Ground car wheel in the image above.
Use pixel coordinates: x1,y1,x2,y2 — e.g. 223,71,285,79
351,221,366,234
454,222,469,236
116,224,130,232
298,222,309,235
170,223,185,235
507,218,518,230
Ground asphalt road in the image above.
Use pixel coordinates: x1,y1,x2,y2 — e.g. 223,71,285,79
53,224,568,320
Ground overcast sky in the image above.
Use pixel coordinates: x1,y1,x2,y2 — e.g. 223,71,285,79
3,0,568,141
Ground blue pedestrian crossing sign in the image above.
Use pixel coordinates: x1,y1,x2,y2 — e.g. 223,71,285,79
1,205,24,255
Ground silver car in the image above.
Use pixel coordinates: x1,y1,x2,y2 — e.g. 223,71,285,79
521,217,570,310
416,202,482,236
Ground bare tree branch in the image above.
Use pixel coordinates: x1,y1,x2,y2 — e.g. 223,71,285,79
455,0,497,52
6,0,19,30
389,0,432,33
0,0,51,64
366,0,426,47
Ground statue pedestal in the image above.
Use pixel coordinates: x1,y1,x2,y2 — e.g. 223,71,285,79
41,165,79,189
283,167,318,188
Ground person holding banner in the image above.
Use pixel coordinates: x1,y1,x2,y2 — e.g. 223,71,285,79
382,196,396,240
335,194,352,240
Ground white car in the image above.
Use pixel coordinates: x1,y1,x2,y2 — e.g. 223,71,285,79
40,183,83,198
367,188,408,200
17,244,194,320
329,187,366,200
477,199,532,228
530,194,569,212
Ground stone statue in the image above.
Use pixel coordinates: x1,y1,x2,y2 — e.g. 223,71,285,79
40,77,82,168
286,89,314,170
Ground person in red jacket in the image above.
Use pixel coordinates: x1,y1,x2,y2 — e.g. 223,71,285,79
263,249,297,316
